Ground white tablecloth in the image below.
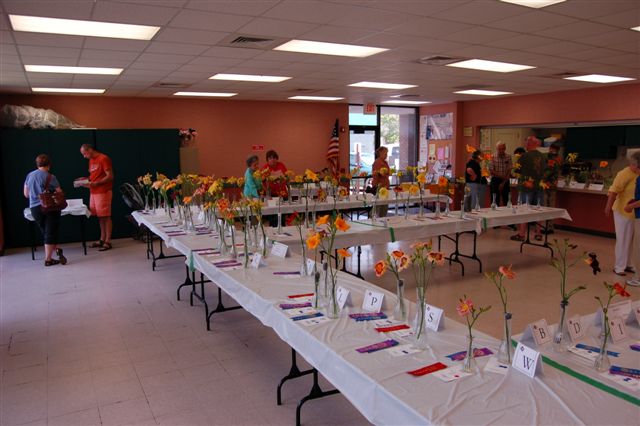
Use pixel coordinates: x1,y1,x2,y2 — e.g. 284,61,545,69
23,203,90,221
132,211,638,425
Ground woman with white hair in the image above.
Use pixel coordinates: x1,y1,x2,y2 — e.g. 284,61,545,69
605,150,640,276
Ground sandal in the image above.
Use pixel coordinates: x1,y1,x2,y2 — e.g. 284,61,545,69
45,259,60,267
510,234,525,242
90,240,104,248
98,242,112,252
56,248,67,265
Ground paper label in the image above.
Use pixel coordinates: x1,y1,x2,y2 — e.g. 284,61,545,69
512,342,542,378
388,344,422,357
588,183,604,192
567,345,599,361
299,316,330,326
484,357,510,375
270,242,289,258
568,181,586,189
432,365,472,382
362,290,384,313
600,371,640,391
567,315,586,343
424,304,444,332
609,300,632,320
283,307,317,317
609,317,628,343
336,286,350,309
251,253,263,269
522,319,552,346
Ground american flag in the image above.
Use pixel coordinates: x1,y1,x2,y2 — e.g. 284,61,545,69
327,119,339,175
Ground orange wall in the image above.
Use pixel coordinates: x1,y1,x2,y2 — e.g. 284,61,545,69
0,95,349,177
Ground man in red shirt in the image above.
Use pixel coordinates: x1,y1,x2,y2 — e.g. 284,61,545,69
262,150,288,198
79,144,114,251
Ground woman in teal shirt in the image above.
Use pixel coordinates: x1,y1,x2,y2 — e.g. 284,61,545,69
243,155,262,198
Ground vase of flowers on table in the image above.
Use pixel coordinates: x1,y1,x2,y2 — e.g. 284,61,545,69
485,265,517,363
457,296,491,374
594,282,631,372
375,250,411,322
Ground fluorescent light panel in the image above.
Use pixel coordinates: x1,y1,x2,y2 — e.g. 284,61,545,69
382,100,431,105
632,26,640,32
454,89,513,96
173,92,237,97
9,14,159,40
25,65,122,75
288,96,344,101
32,87,105,94
349,81,417,90
274,39,387,58
447,59,535,73
564,74,635,83
498,0,566,8
209,73,291,83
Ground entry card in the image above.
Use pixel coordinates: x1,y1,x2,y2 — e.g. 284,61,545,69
362,290,384,312
432,365,473,382
512,342,543,378
522,319,552,346
251,253,264,269
388,344,422,357
424,304,444,332
270,242,289,258
484,357,510,375
609,317,628,343
597,300,632,325
336,286,350,309
567,315,586,343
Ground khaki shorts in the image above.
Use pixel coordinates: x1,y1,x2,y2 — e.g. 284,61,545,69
90,191,112,217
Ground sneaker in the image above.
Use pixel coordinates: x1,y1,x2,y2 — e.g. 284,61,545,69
626,279,640,287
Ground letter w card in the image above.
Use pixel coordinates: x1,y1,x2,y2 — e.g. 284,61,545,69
512,342,543,378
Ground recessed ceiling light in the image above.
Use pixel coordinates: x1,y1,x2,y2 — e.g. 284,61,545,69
25,65,123,75
32,87,105,94
9,14,159,40
349,81,417,90
274,40,387,58
564,74,635,83
498,0,566,8
382,100,431,105
447,59,535,73
209,73,291,83
632,26,640,32
288,96,344,101
173,92,237,97
454,89,513,96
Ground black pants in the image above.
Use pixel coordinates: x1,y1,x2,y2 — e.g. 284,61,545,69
31,206,61,244
489,177,511,206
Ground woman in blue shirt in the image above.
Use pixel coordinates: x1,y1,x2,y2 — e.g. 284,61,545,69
243,155,262,199
24,154,67,266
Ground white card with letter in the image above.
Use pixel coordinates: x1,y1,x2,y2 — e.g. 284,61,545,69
597,300,632,325
362,290,384,312
609,317,628,343
251,253,264,269
424,304,444,332
335,286,350,309
567,315,586,342
270,242,289,258
512,342,543,378
522,319,552,346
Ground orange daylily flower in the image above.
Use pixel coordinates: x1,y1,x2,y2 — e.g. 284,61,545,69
498,265,516,279
456,298,474,316
335,216,350,232
599,161,609,168
316,214,330,226
391,250,405,259
337,248,351,258
374,261,387,277
466,144,476,153
306,232,321,250
613,282,630,297
427,251,445,266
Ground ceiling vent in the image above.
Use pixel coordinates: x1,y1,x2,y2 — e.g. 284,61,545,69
218,34,286,50
417,55,462,65
292,88,319,92
152,82,188,88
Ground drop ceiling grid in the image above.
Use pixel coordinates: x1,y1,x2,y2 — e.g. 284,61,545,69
0,0,637,101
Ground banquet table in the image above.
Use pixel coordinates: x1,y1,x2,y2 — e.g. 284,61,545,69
23,201,90,259
132,210,638,425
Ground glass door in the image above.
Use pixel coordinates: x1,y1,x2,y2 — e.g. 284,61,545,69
349,128,376,174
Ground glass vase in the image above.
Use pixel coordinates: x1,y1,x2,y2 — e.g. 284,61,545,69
300,244,309,276
491,193,497,210
463,334,477,373
412,288,429,349
553,300,571,353
323,265,339,319
144,194,150,212
313,269,321,309
418,201,424,218
443,199,450,217
594,318,611,372
229,225,238,259
497,312,514,364
393,279,407,322
434,195,441,218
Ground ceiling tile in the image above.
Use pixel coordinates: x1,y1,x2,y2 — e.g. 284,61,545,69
77,58,134,68
485,11,577,33
12,32,84,48
83,38,149,52
1,43,19,56
145,41,209,55
184,0,279,16
544,0,639,19
330,6,411,31
485,34,557,50
19,56,75,66
442,27,521,44
590,9,640,28
129,61,181,71
200,46,262,59
236,17,318,38
526,40,593,55
351,0,469,17
168,9,253,32
186,56,245,67
579,30,640,48
18,45,80,59
300,25,376,44
136,52,195,64
91,0,179,26
541,21,621,40
80,49,140,61
154,28,228,45
387,17,472,38
262,1,346,24
2,0,94,20
431,1,527,24
108,0,188,7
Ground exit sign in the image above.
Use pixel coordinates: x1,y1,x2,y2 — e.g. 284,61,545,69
252,144,265,151
363,103,376,115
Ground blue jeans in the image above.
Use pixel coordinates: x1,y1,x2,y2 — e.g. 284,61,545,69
465,183,486,211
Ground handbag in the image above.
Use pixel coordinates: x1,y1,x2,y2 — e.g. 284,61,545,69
39,173,68,213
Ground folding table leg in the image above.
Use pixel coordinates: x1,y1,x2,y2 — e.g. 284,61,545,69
295,369,340,426
277,348,314,406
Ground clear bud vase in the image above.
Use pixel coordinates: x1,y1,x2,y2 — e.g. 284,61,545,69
371,200,377,222
444,199,450,217
404,198,410,220
460,196,467,218
491,193,497,210
435,195,441,218
419,202,424,218
313,270,321,309
463,334,477,373
323,266,339,319
144,195,150,212
229,225,237,259
300,244,309,276
507,197,512,209
553,300,571,353
498,312,514,364
393,279,407,322
412,290,429,350
594,316,611,372
474,198,480,211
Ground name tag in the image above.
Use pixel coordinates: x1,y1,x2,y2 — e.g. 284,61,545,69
609,317,628,343
567,315,586,343
270,242,289,258
362,290,384,313
424,304,444,332
336,286,350,309
522,319,552,346
512,342,543,378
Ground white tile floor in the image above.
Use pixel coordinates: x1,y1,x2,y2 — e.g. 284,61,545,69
0,226,632,425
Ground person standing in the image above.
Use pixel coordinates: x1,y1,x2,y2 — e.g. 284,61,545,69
24,154,67,266
489,142,512,206
511,137,545,241
79,144,113,251
243,155,262,199
371,146,390,217
465,150,487,211
605,150,640,276
543,142,562,233
262,150,288,198
623,169,640,287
